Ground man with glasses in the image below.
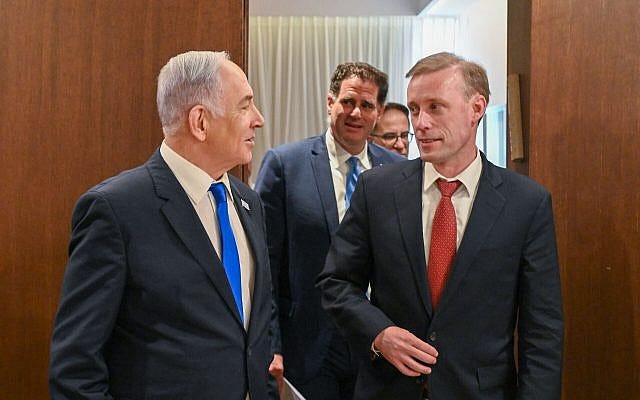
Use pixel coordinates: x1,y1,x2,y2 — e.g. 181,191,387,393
369,102,413,157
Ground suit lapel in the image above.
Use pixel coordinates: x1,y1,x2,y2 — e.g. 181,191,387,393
368,142,388,167
310,136,340,234
436,156,505,311
311,138,399,235
394,159,433,316
147,151,244,327
229,179,267,330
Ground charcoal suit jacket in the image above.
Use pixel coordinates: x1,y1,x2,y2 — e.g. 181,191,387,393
318,154,563,399
49,149,279,400
254,134,402,386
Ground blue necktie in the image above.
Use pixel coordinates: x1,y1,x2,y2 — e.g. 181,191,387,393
345,156,360,209
209,182,243,322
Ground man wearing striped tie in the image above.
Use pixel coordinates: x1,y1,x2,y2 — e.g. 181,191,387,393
255,62,403,399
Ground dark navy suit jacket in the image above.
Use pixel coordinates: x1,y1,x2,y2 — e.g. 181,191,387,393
254,134,403,386
318,154,563,399
49,149,279,400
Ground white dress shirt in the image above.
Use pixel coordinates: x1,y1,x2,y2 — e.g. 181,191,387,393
326,129,372,221
422,151,483,266
160,141,255,330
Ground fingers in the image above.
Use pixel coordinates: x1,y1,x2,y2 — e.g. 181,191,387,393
268,354,285,395
373,326,438,377
268,353,284,377
392,352,432,377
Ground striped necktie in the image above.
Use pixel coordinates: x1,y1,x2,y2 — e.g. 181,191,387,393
345,156,360,209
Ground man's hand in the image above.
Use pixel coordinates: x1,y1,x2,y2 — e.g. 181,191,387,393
268,353,284,395
373,326,438,377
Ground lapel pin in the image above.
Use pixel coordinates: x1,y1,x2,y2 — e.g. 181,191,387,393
241,199,250,211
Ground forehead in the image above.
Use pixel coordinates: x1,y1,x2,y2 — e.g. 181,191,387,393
381,108,407,121
379,109,409,129
220,61,253,99
407,66,463,100
336,76,380,100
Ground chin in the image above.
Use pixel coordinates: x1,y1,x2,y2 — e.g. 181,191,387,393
240,154,253,165
418,151,437,162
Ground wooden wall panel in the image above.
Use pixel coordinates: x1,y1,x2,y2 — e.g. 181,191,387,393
510,0,639,398
506,0,530,176
0,1,247,398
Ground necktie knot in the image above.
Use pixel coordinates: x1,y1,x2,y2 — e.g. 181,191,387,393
436,179,461,198
210,182,227,204
347,156,359,172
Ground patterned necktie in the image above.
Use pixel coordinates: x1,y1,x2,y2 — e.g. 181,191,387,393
345,156,360,209
209,182,244,322
428,179,462,310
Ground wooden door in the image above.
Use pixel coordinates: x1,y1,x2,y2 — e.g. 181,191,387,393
0,1,248,398
508,1,640,398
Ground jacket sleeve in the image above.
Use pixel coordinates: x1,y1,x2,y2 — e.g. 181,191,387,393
316,174,395,354
49,191,125,400
255,149,289,354
516,192,563,399
254,149,289,310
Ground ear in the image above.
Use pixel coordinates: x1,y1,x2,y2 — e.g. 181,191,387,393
187,105,208,142
471,94,487,127
327,94,335,115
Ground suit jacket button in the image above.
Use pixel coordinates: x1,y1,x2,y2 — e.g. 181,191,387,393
429,331,437,342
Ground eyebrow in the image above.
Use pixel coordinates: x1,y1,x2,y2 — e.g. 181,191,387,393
238,94,253,106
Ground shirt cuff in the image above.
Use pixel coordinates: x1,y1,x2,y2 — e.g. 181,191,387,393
370,341,382,360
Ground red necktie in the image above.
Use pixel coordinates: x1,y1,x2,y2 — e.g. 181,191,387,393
428,179,461,309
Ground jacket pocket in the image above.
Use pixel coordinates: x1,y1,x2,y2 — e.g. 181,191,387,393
476,363,514,390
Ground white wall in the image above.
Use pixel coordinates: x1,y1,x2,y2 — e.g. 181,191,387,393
422,0,478,16
452,0,507,106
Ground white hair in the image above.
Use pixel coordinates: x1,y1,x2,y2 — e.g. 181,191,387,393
156,50,229,135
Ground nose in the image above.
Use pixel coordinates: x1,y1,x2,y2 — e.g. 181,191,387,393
394,137,407,151
253,105,265,128
413,110,433,131
393,138,407,156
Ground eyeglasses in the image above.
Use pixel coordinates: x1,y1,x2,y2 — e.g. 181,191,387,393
370,131,414,144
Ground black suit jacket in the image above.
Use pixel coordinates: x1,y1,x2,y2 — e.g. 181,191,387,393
49,150,279,400
318,154,563,399
254,134,403,385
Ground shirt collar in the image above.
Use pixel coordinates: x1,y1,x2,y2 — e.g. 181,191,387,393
422,150,483,197
325,128,371,169
160,140,235,205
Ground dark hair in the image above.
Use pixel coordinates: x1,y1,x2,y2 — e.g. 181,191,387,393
383,102,409,119
329,62,388,105
406,52,490,104
374,102,410,134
